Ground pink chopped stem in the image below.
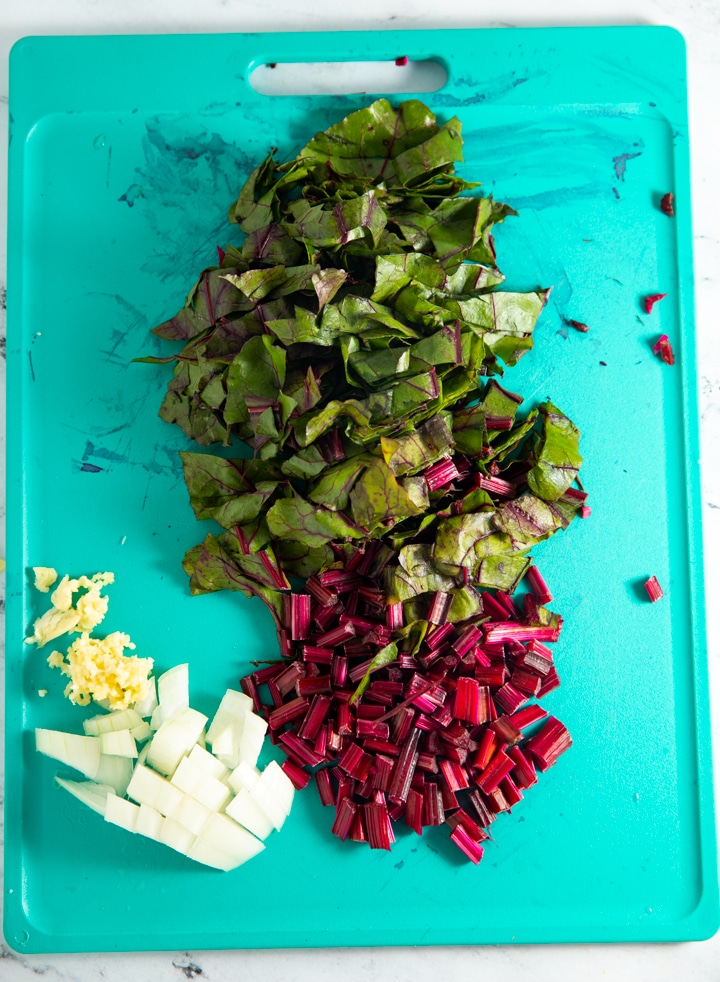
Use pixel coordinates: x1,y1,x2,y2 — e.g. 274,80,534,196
477,749,515,793
388,727,422,804
330,654,348,688
476,474,516,497
268,695,309,730
450,825,485,864
651,334,675,366
424,455,461,491
331,798,357,841
452,624,482,657
281,758,311,790
525,565,553,605
644,292,667,314
315,619,356,647
422,783,444,826
524,716,572,771
306,575,336,607
314,723,328,757
439,758,470,791
289,594,311,640
405,788,424,835
494,682,528,715
644,575,664,602
561,487,588,504
363,802,395,850
426,621,456,651
315,767,336,806
319,569,364,591
537,666,561,697
297,694,332,740
484,623,560,644
302,645,333,665
507,746,537,789
240,674,262,714
386,601,404,631
296,676,332,697
485,415,513,430
480,592,512,621
454,677,481,725
508,703,547,730
338,742,374,782
427,591,454,625
278,729,325,767
499,774,523,806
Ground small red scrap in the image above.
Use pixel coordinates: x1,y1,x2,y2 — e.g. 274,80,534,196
395,56,409,66
660,192,675,217
652,334,675,366
644,293,667,315
644,576,664,603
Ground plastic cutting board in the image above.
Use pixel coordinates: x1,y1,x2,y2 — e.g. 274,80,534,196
4,26,719,952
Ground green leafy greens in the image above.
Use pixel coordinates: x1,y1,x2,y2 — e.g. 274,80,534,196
144,98,583,619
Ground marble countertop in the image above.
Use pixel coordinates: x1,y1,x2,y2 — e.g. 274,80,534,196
1,1,719,979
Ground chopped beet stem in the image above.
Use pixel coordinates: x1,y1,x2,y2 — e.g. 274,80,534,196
644,292,667,315
644,575,664,602
525,565,553,605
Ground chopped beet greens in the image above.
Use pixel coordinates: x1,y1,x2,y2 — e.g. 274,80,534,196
145,98,587,863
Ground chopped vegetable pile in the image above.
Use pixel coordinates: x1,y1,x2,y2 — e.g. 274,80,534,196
30,572,294,872
146,98,587,862
242,555,571,860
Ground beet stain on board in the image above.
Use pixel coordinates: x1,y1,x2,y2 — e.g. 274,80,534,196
144,98,588,863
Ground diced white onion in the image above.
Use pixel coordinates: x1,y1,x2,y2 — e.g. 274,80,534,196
135,803,163,841
157,664,189,718
227,760,261,795
104,793,140,832
130,721,152,744
99,729,138,758
83,708,143,737
132,676,158,720
36,728,101,780
188,743,229,781
225,789,274,840
55,777,115,816
158,817,195,856
187,813,264,871
169,794,213,836
94,754,134,796
146,707,208,777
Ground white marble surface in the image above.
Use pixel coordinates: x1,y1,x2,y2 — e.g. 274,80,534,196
1,0,719,979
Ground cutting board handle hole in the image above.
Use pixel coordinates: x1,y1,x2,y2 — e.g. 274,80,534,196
249,59,448,96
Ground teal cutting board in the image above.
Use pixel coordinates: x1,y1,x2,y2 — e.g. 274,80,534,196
5,27,718,952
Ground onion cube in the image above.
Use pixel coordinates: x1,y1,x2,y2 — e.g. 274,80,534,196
158,817,195,856
170,794,213,836
104,794,140,833
99,729,138,758
225,789,274,840
135,804,163,840
188,813,264,871
188,744,230,781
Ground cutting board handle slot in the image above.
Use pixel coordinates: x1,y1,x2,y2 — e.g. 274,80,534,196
249,59,448,96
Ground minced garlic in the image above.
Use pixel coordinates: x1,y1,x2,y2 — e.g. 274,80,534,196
50,632,154,711
25,571,114,647
33,567,58,592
